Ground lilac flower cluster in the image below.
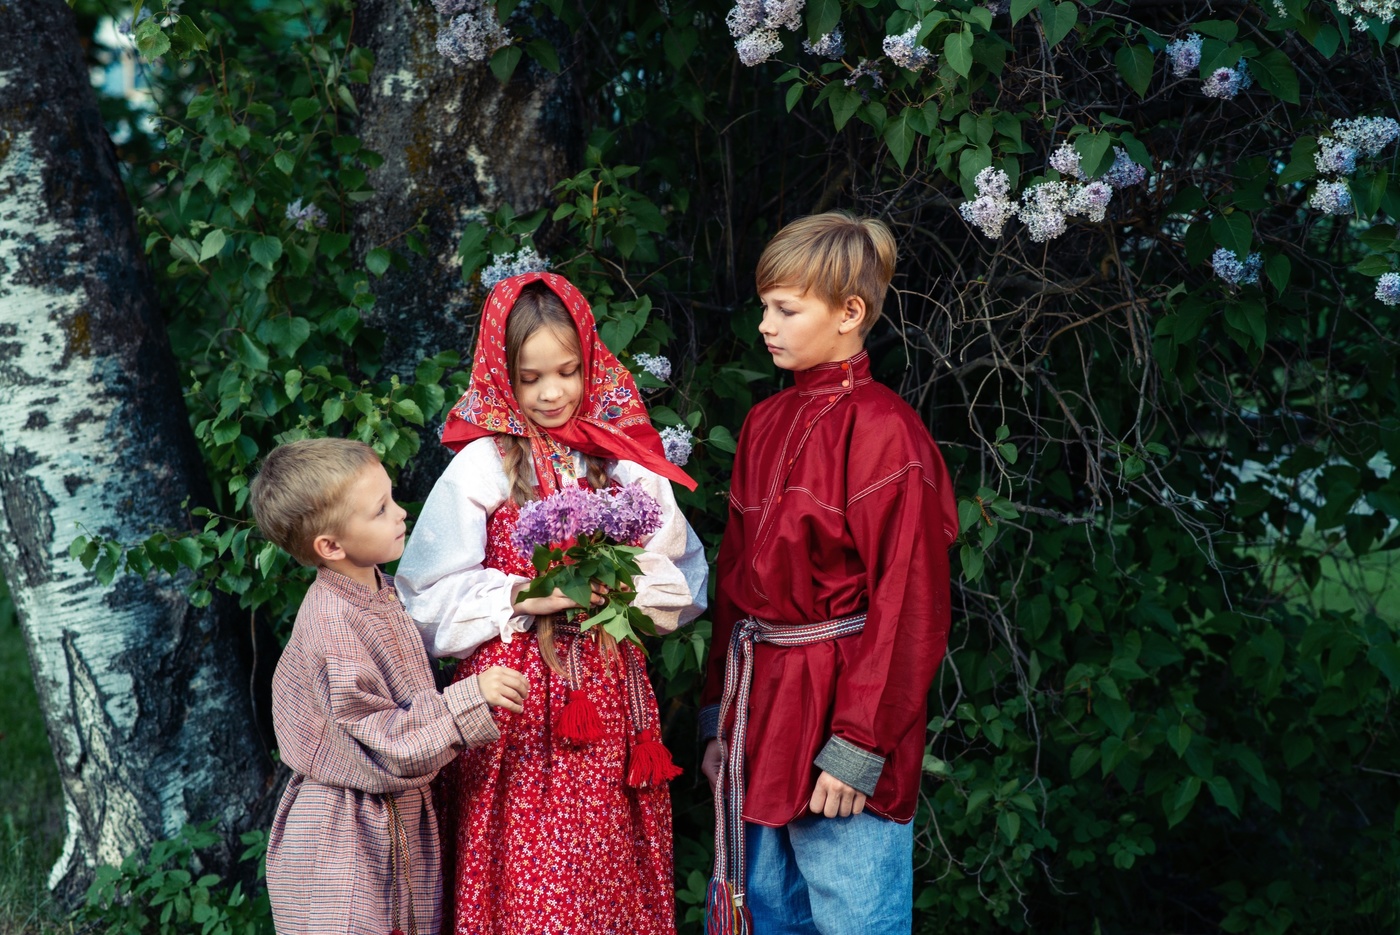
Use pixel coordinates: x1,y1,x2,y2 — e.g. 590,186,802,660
1166,33,1202,77
1314,116,1400,179
512,483,664,555
1202,60,1251,100
1048,142,1083,179
1070,181,1113,223
1211,247,1262,286
959,167,1017,239
1375,272,1400,305
728,0,806,67
632,353,672,381
285,199,329,231
1017,182,1076,241
984,0,1010,13
1336,0,1400,28
882,25,932,72
434,1,511,65
1103,147,1148,189
659,425,694,466
480,247,549,290
844,58,886,89
1308,180,1353,216
1315,138,1359,177
803,25,845,59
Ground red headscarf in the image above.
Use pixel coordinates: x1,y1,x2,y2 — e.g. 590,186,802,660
441,272,697,494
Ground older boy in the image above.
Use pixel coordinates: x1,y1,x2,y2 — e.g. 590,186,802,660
252,437,527,935
701,212,959,934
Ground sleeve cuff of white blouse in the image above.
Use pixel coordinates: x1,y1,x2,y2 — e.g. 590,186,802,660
813,735,884,797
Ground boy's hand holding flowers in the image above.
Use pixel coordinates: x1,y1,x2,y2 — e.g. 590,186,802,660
509,483,664,647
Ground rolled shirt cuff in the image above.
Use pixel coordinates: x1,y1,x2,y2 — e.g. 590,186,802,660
698,703,721,742
813,734,884,797
443,674,501,748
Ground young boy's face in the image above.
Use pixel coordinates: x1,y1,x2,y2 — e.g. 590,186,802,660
757,286,859,371
326,463,408,575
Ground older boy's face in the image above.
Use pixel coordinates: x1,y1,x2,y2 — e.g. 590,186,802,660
757,287,856,371
332,463,408,575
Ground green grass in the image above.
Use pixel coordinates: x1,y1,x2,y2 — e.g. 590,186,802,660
0,580,69,935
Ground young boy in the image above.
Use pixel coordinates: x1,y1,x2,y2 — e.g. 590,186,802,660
701,212,959,934
251,437,527,935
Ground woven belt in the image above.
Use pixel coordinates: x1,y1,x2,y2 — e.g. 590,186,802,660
705,613,867,935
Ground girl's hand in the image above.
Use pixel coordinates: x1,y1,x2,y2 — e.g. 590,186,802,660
477,665,528,714
512,582,611,617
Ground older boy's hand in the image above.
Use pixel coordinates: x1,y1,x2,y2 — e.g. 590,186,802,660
701,739,722,794
809,770,867,818
477,666,528,714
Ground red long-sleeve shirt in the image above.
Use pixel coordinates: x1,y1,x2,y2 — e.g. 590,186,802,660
702,351,958,825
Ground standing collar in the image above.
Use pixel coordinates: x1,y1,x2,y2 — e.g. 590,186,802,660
793,350,871,396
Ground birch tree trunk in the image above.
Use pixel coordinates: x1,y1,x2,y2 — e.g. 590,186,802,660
0,0,273,901
351,0,580,493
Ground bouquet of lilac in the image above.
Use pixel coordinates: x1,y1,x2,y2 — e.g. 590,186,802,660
511,483,665,646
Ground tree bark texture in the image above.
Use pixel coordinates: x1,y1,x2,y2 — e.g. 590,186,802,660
351,0,581,494
0,0,273,900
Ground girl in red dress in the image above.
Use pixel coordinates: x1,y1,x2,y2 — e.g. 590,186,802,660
396,272,706,935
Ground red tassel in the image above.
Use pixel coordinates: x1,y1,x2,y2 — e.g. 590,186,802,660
555,689,604,744
626,728,683,788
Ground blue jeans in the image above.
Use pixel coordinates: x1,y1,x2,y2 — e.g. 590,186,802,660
745,813,913,934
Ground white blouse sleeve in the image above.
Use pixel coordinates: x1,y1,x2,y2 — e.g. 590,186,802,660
611,460,708,635
396,438,535,659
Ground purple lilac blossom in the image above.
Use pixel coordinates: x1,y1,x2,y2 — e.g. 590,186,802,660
1048,142,1082,179
1202,66,1243,100
1333,116,1400,156
436,7,511,65
882,25,932,72
1103,147,1148,188
1211,247,1262,286
512,485,604,555
1070,181,1113,223
1309,180,1353,215
1315,138,1359,176
803,25,845,59
844,58,885,89
1336,0,1400,28
659,425,694,466
1017,181,1075,242
632,353,672,381
600,484,665,543
285,199,329,231
1166,34,1202,77
736,28,784,65
1375,272,1400,305
958,167,1017,239
481,247,549,290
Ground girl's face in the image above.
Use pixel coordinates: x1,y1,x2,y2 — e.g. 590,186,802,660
511,325,583,429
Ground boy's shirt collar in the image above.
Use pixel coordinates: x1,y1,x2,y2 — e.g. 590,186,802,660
315,564,397,607
794,350,871,396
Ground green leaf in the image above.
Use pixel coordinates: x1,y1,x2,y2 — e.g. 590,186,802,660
785,82,804,113
392,399,425,426
236,333,269,371
526,38,561,73
1207,776,1240,817
707,425,737,453
1010,0,1038,23
169,15,208,54
1069,744,1099,778
490,45,523,84
1041,1,1079,48
1075,131,1113,178
274,151,295,174
829,84,861,132
1096,696,1131,737
1266,254,1291,293
1368,641,1400,687
884,108,921,170
945,29,974,78
1166,776,1202,828
249,235,283,270
198,229,226,262
1114,43,1154,97
1277,136,1318,186
1168,722,1192,757
1353,255,1392,276
807,0,841,42
365,248,391,276
1248,49,1300,104
1210,212,1252,259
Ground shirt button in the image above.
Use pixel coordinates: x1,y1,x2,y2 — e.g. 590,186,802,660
787,458,794,466
841,362,850,371
777,495,783,503
841,379,850,387
828,395,836,403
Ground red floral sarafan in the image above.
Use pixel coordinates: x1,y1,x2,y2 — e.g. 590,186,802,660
441,272,695,494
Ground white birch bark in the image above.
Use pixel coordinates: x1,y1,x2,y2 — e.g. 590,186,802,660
0,0,272,900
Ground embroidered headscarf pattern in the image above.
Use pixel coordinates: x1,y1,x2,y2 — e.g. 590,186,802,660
442,272,697,493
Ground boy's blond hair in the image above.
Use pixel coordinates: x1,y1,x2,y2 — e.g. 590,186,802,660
755,211,897,336
249,438,379,566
